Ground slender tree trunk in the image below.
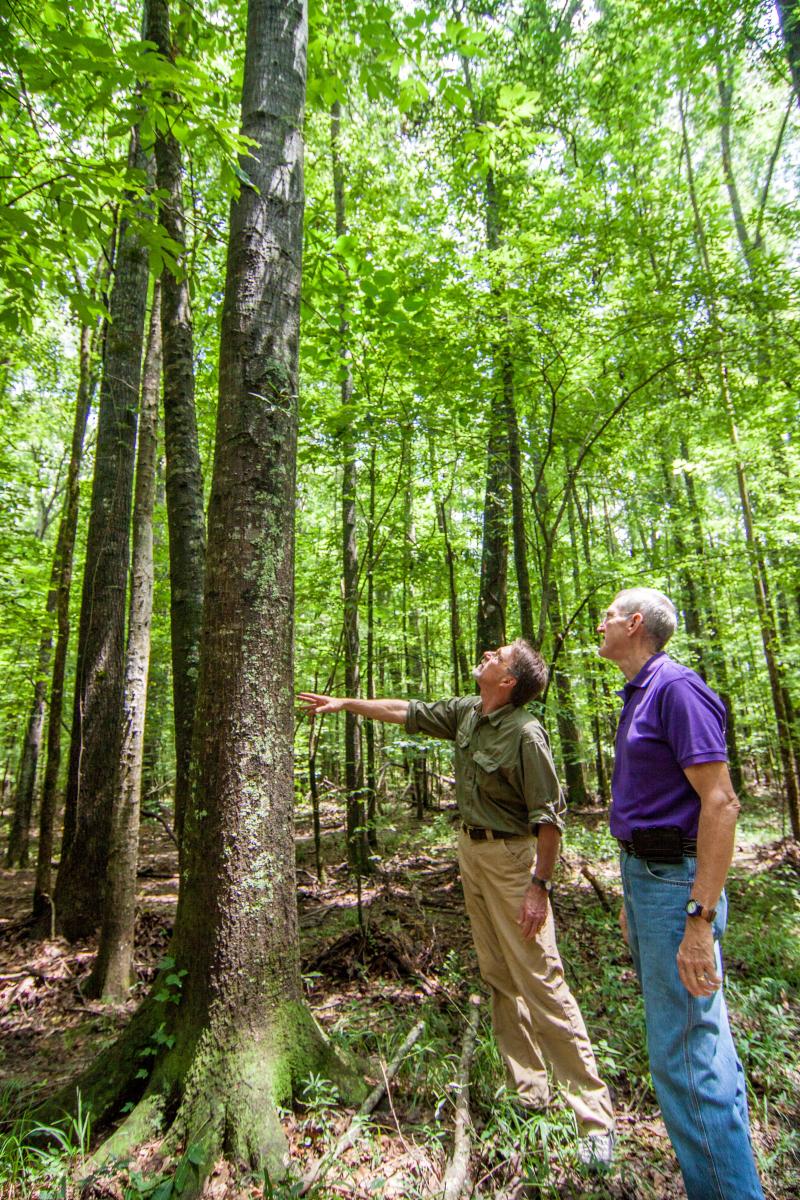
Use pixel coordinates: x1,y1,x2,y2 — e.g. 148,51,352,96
566,482,610,804
54,132,151,940
331,99,367,874
546,574,589,806
676,443,746,795
145,0,206,848
402,437,428,815
88,285,161,1001
437,499,469,694
507,385,534,646
681,97,800,835
33,321,97,917
365,439,378,849
5,644,49,867
776,0,800,109
475,171,509,659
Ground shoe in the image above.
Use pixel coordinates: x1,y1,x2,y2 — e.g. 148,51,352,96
576,1128,615,1172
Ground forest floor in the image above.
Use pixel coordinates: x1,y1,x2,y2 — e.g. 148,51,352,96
1,790,799,1200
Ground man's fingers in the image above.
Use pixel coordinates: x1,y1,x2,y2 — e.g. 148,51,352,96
677,950,722,997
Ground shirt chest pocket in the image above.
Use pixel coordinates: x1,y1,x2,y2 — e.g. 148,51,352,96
471,750,512,798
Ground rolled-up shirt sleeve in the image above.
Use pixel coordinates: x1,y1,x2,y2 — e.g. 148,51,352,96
520,725,566,832
405,697,461,740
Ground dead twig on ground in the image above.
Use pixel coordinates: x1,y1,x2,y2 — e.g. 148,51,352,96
439,994,481,1200
579,863,612,911
299,1019,425,1195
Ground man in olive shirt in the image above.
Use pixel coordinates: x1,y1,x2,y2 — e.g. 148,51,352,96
299,639,615,1166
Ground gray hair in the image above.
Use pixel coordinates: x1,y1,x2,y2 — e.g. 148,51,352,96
614,587,677,652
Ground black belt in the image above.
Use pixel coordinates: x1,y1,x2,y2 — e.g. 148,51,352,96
617,836,697,859
462,823,526,841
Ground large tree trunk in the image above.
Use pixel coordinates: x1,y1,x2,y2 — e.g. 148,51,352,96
45,3,361,1185
145,0,206,848
88,285,161,1001
54,133,151,940
33,320,97,917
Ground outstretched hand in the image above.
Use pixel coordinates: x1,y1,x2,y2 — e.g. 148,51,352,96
298,692,345,716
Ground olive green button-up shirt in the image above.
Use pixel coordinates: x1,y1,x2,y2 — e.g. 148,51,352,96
405,696,566,834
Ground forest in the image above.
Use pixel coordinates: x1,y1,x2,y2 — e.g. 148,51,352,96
1,0,799,1196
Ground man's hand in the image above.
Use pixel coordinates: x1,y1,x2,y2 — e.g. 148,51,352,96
619,903,629,947
677,919,721,997
518,883,548,940
298,692,345,716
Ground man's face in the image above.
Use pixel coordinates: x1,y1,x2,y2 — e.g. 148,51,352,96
597,598,633,662
473,645,515,690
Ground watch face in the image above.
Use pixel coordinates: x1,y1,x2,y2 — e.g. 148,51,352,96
686,899,703,917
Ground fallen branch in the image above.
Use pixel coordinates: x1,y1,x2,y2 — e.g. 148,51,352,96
440,994,481,1200
579,864,612,911
299,1018,425,1195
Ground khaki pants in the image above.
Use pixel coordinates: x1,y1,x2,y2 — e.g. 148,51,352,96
458,829,614,1136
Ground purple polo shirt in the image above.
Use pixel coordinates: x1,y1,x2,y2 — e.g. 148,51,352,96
610,653,728,840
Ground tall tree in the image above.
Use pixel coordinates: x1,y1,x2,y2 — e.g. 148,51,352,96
33,316,97,917
144,0,206,847
88,283,161,1001
53,134,151,940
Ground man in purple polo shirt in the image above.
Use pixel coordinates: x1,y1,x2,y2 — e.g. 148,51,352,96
598,586,763,1200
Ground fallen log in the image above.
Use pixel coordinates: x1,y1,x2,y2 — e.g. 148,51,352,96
299,1018,425,1195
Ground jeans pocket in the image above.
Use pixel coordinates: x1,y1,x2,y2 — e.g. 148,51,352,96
642,857,696,886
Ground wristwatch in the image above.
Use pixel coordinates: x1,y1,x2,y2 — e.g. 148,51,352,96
685,898,717,923
530,874,553,893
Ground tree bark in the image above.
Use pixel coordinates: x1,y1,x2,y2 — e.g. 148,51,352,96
88,284,161,1001
54,132,151,940
145,0,206,849
33,320,97,916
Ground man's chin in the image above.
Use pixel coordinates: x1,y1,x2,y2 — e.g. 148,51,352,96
471,666,482,680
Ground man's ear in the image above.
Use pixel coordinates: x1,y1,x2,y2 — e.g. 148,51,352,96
501,673,516,693
627,612,644,636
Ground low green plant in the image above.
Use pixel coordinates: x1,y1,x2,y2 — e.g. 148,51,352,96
0,1091,91,1197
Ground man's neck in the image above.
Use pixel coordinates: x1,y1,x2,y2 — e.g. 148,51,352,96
619,645,661,682
479,689,510,715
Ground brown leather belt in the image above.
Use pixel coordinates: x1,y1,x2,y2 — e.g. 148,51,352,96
617,837,697,859
462,823,525,841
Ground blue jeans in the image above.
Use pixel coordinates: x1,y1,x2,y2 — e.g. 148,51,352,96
620,851,764,1200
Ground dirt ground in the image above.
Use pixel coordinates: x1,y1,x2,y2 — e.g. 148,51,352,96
1,801,795,1199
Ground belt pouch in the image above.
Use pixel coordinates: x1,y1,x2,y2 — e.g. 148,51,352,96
631,825,685,863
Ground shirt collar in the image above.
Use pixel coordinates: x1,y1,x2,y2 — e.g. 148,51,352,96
618,651,668,699
484,702,515,726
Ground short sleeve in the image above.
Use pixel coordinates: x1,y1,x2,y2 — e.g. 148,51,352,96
520,723,566,832
659,678,728,768
405,697,462,741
